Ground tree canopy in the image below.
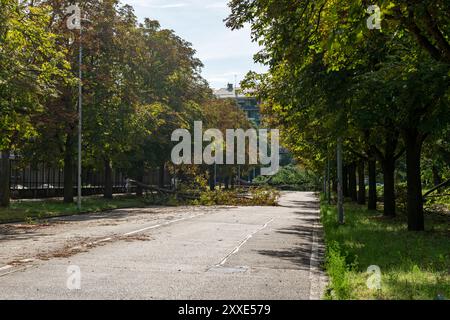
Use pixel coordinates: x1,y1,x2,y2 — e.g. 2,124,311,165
226,0,450,231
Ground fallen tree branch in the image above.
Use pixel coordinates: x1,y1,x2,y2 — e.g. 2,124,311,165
128,179,200,200
423,178,450,200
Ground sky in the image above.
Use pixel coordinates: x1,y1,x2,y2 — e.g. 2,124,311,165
122,0,267,89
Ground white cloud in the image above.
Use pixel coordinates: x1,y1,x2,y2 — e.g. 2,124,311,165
124,0,188,8
149,3,188,9
121,0,267,88
205,2,227,9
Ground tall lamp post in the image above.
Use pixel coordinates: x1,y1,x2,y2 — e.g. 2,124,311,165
66,5,83,210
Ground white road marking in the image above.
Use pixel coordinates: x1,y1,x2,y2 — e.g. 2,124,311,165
0,265,12,272
0,214,208,271
217,218,274,266
123,214,204,236
0,265,34,277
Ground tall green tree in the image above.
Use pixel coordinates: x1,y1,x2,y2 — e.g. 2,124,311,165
0,0,71,207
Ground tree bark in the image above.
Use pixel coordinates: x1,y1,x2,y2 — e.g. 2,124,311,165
404,128,425,231
224,176,230,190
158,163,165,188
104,159,113,199
209,169,216,191
381,157,396,217
348,163,358,202
343,166,349,197
432,165,442,187
368,158,377,210
63,135,74,203
135,163,144,197
332,177,337,193
0,150,11,207
357,160,366,205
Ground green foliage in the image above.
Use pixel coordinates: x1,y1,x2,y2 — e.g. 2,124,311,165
254,164,321,190
249,186,280,206
0,0,72,151
0,196,150,224
194,186,280,207
321,199,450,300
324,241,353,300
0,0,221,207
226,0,450,231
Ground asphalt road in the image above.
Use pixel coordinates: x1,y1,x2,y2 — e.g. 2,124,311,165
0,192,327,300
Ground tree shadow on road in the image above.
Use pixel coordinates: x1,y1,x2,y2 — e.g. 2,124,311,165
0,210,132,242
280,200,320,211
0,224,50,242
257,219,325,272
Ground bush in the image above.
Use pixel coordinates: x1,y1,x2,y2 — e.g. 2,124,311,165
249,186,280,206
254,164,321,191
193,186,280,206
324,241,353,300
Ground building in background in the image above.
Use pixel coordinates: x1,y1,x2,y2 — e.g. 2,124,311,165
214,84,261,126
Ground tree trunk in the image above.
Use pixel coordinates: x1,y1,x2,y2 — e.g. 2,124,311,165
135,163,144,197
332,177,337,193
348,163,358,202
343,166,349,197
209,167,216,191
357,160,366,205
368,158,377,210
224,176,230,190
405,129,425,231
63,135,74,203
0,150,11,207
158,163,165,188
104,159,113,199
381,157,396,217
432,165,442,187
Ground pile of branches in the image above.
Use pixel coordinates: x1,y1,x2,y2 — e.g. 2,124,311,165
128,180,200,201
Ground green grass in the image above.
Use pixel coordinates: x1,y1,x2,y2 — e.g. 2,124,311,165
321,197,450,300
0,196,150,224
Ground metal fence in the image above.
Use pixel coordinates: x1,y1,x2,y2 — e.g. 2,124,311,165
4,159,168,199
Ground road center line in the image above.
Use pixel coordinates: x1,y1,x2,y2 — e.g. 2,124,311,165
217,218,274,266
123,214,205,237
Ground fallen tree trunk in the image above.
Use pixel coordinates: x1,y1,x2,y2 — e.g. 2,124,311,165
129,179,200,200
423,178,450,200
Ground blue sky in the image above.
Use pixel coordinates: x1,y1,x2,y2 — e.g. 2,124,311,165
122,0,267,89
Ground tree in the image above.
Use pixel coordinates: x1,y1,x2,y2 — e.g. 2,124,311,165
201,97,254,188
0,0,71,207
81,0,140,199
226,0,450,231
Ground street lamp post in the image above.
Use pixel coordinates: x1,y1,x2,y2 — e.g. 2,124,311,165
77,25,82,210
66,5,83,210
